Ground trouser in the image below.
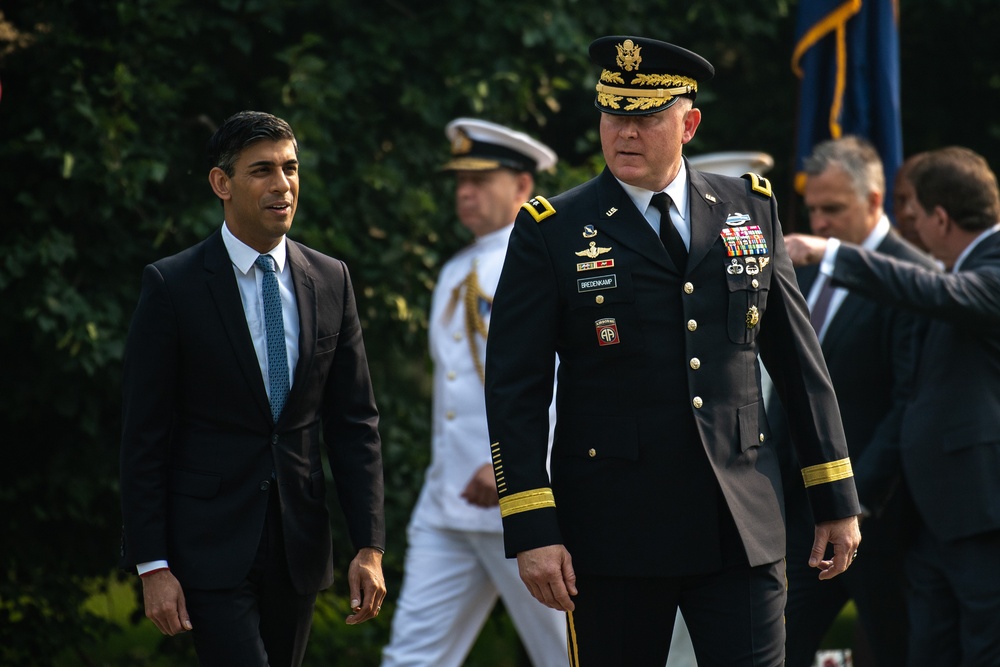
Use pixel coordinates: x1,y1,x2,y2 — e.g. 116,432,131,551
185,485,317,667
381,520,567,667
567,560,785,667
906,524,1000,667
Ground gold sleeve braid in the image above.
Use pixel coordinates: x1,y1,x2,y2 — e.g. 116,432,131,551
801,458,854,488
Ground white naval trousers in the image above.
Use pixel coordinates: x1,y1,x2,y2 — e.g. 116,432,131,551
381,520,567,667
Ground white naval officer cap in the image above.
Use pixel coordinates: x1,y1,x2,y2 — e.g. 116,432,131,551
441,118,557,173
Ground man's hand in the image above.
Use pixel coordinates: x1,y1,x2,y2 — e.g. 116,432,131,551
784,233,829,267
346,547,387,625
141,569,193,635
516,544,577,612
460,464,500,508
809,516,862,580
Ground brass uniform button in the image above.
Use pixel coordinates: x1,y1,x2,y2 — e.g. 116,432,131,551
687,319,698,332
759,433,765,443
595,294,605,304
683,282,694,294
446,411,456,420
689,358,701,370
447,371,457,380
588,448,597,458
692,396,703,409
453,332,463,341
752,279,760,289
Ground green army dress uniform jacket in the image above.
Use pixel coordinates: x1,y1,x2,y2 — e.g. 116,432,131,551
484,164,860,576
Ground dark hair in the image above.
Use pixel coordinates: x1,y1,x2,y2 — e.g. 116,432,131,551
206,111,297,176
909,147,1000,232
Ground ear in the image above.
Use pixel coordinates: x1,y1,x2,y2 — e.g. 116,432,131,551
208,167,232,201
867,190,883,216
681,107,702,144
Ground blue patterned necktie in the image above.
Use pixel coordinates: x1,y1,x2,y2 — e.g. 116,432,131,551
255,254,290,422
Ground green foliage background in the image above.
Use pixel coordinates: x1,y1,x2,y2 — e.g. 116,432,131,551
1,0,997,664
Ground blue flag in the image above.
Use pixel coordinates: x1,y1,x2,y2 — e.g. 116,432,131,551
792,0,902,212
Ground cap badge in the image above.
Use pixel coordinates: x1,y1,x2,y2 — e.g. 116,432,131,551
451,129,472,156
616,40,642,72
575,241,612,259
583,224,597,238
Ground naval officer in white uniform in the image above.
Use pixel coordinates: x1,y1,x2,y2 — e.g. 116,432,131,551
381,119,566,667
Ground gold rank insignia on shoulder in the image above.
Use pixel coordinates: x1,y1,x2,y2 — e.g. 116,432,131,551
742,172,773,198
746,305,760,329
522,195,556,223
575,241,612,259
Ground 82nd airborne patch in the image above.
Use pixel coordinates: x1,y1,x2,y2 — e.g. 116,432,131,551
595,318,621,346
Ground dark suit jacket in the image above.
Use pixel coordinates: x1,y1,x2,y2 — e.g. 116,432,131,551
120,230,384,594
830,230,1000,542
485,166,860,577
774,229,936,519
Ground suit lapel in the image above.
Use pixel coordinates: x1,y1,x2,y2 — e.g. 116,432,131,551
204,231,273,422
285,240,316,423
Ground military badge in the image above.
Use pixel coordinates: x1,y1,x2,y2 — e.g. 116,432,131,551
759,257,770,270
726,212,751,226
595,318,621,346
522,195,556,223
720,225,768,256
726,258,744,275
575,241,612,259
583,225,597,238
746,305,760,329
577,259,615,272
745,257,760,275
705,193,717,203
616,39,642,71
606,207,618,217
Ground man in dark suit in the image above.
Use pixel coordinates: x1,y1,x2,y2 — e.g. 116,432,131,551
119,111,386,666
772,137,935,667
787,146,1000,666
484,36,861,666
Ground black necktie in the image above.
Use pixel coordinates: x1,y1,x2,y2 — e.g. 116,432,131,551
651,192,687,272
809,274,835,335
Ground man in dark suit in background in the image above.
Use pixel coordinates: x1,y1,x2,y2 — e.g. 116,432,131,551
771,136,935,667
120,111,386,666
787,146,1000,666
484,35,861,666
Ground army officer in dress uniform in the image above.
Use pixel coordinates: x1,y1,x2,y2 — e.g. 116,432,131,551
484,36,862,666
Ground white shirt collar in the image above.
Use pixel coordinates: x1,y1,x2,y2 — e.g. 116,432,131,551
475,222,514,250
615,160,690,220
860,214,892,251
221,222,288,275
954,222,1000,272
